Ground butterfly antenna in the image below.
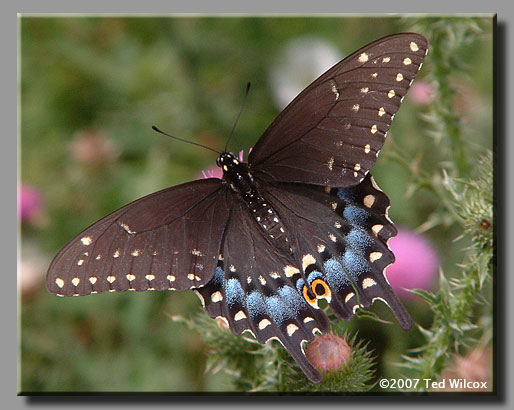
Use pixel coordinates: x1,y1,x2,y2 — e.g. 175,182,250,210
224,82,251,153
151,126,221,155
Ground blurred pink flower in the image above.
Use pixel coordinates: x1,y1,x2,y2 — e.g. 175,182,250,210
408,81,435,106
18,183,43,224
306,333,352,372
69,129,119,166
439,347,491,392
200,150,247,180
386,228,439,301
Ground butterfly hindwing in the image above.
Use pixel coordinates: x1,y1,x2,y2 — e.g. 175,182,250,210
264,174,411,330
46,179,233,296
195,200,330,384
249,33,428,188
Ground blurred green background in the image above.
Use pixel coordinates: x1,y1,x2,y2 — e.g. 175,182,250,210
19,16,493,392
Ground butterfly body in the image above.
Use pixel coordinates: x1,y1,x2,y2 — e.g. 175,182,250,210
47,33,428,384
220,151,293,254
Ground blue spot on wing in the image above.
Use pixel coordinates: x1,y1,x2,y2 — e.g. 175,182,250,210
246,291,266,318
343,205,369,226
346,229,373,254
208,266,224,287
266,286,305,325
342,248,368,281
324,258,351,291
278,285,307,310
225,278,244,306
266,295,287,324
295,278,306,293
306,270,323,285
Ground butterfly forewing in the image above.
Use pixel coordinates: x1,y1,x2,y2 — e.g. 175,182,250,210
249,33,428,188
46,179,232,296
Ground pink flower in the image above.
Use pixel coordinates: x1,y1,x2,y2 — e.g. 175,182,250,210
69,129,119,166
306,333,352,372
439,347,491,392
408,81,435,106
18,183,43,223
200,150,247,180
386,228,439,301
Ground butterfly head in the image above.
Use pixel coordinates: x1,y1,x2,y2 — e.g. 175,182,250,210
216,152,240,171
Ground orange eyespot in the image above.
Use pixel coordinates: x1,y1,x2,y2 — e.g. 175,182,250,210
302,284,317,305
311,278,330,299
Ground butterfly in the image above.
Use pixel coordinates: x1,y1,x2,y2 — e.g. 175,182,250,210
47,33,428,384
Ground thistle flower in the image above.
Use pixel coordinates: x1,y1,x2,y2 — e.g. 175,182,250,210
439,347,491,392
306,333,352,373
386,228,439,301
269,37,342,109
18,183,44,225
408,80,435,106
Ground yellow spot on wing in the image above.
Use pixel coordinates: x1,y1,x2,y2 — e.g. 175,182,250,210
301,254,316,271
235,311,246,321
284,265,300,277
287,323,299,336
372,224,383,236
363,194,375,208
211,291,223,302
369,252,383,262
71,277,80,286
327,156,334,171
258,318,271,329
81,237,92,245
358,52,369,63
362,277,377,288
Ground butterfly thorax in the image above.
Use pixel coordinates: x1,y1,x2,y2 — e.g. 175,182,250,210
218,152,291,252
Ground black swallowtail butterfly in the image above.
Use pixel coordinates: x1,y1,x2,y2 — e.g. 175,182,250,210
47,33,428,383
